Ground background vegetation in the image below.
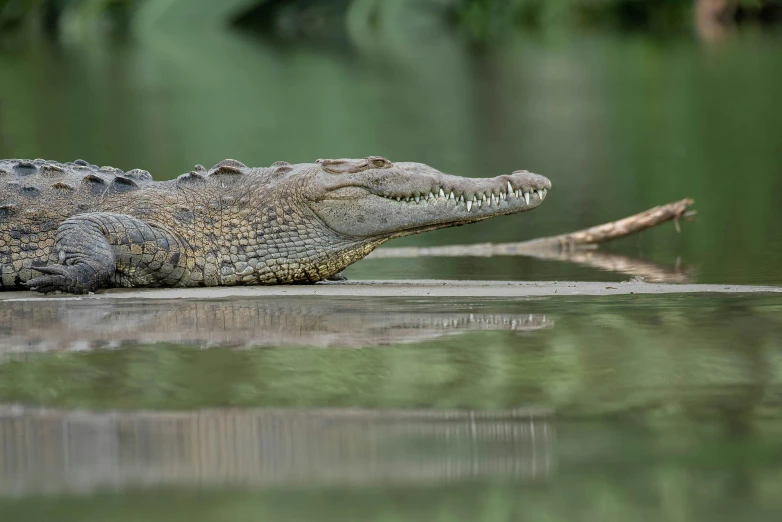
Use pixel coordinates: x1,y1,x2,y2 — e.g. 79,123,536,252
2,0,781,39
2,0,782,285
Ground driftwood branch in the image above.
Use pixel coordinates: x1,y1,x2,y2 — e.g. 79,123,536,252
365,198,696,283
368,198,696,259
513,197,696,251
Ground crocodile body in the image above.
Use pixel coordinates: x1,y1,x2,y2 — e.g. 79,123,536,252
0,157,550,293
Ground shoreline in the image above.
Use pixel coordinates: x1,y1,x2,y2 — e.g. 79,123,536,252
1,280,780,301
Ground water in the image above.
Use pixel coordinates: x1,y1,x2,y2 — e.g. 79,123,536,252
0,293,781,520
1,1,782,520
1,294,781,411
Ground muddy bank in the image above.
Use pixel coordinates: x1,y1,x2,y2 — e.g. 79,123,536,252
1,280,779,302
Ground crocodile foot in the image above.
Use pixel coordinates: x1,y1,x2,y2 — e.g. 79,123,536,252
26,264,102,294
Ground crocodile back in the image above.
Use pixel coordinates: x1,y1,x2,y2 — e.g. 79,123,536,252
0,159,156,288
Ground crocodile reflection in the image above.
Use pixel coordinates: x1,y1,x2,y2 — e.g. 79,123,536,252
0,406,554,496
0,298,551,353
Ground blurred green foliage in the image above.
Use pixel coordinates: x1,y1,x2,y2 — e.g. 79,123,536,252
450,0,782,39
451,0,693,40
2,0,780,38
0,0,138,33
2,0,781,285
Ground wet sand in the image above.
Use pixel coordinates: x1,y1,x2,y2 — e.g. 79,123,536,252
1,280,779,301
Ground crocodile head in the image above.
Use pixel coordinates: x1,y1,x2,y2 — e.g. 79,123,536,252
306,156,551,239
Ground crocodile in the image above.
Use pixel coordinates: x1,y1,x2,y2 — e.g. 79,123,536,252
0,157,550,293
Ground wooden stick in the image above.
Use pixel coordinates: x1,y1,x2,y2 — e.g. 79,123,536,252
368,198,696,258
513,198,696,250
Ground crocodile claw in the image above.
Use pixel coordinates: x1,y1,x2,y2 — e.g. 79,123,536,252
31,265,70,276
26,264,92,294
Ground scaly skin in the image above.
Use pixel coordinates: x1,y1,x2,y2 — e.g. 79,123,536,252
0,157,551,293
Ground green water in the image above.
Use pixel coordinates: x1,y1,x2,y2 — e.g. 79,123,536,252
1,1,782,520
2,295,781,413
1,294,781,521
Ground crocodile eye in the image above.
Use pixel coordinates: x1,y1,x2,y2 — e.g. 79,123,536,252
321,158,376,174
370,157,391,168
321,160,352,174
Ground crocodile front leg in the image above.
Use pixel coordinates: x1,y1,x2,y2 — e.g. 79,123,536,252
27,212,184,293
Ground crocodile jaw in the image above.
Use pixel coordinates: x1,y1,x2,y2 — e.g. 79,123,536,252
309,166,551,239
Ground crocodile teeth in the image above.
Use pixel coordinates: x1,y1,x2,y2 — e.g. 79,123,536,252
396,196,401,201
524,192,530,205
507,181,513,194
537,189,545,200
439,188,445,198
449,191,454,200
415,195,420,203
466,200,472,212
429,192,435,200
